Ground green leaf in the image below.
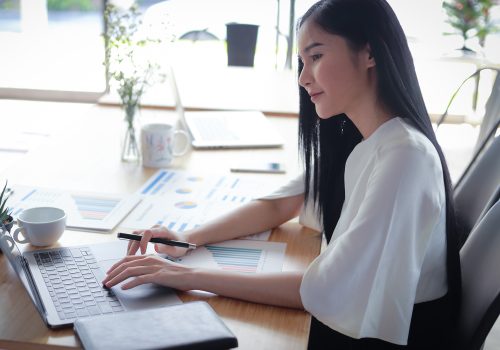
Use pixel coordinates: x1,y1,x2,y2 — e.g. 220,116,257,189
0,180,11,222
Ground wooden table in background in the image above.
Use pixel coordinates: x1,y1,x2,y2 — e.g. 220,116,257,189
0,101,321,350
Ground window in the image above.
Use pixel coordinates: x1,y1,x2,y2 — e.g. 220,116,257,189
0,0,106,101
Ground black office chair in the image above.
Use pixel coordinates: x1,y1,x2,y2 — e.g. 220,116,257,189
472,69,500,155
438,68,500,246
454,134,500,247
456,200,500,350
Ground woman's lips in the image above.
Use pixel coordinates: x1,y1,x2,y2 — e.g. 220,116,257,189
310,92,323,103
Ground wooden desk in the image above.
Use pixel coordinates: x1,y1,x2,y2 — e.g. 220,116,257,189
0,101,321,349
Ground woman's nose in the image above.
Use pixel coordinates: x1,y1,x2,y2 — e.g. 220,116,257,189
298,66,311,88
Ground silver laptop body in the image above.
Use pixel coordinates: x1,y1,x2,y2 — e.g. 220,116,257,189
167,67,285,149
0,230,181,328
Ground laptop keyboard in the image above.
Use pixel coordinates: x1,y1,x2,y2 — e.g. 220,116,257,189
35,247,124,320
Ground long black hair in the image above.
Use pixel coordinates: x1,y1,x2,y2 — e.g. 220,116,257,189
298,0,461,319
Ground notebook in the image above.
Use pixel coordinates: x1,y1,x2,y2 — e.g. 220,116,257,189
0,230,181,328
168,67,285,149
74,301,238,350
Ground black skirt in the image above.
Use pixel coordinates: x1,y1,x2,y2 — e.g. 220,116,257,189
307,293,453,350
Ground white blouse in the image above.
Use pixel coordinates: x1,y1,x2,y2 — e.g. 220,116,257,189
260,117,447,345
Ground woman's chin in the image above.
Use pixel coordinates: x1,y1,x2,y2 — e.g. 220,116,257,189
315,109,339,120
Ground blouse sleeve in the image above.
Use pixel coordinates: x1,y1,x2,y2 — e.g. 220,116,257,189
256,173,322,232
256,173,305,199
300,142,446,345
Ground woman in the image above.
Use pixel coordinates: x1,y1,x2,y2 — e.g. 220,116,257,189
103,0,461,348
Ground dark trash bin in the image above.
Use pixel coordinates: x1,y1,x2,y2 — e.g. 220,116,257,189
226,23,259,67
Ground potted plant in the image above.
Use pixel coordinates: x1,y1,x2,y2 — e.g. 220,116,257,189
103,2,169,162
443,0,499,52
0,181,13,233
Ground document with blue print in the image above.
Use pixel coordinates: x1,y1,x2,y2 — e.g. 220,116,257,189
121,169,276,240
6,186,141,232
177,239,286,273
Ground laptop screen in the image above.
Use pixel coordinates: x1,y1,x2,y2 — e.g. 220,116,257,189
0,227,46,316
166,66,284,149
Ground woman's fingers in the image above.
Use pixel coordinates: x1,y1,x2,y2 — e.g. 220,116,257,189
154,242,187,257
140,229,154,255
127,240,140,255
104,255,161,285
105,265,159,288
126,226,180,256
122,273,157,290
127,229,146,255
102,254,192,291
105,254,151,277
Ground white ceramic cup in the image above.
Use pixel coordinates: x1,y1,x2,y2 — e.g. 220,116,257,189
13,207,66,247
141,123,189,168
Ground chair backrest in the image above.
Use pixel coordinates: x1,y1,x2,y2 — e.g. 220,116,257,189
457,200,500,350
474,70,500,155
454,135,500,246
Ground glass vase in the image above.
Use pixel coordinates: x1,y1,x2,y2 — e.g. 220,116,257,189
121,105,141,163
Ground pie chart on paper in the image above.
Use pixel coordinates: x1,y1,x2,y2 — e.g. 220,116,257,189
174,201,198,209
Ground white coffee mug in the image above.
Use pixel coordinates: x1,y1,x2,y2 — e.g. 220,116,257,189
141,123,189,168
13,207,66,247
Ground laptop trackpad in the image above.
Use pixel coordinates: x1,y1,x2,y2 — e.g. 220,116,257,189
98,259,182,311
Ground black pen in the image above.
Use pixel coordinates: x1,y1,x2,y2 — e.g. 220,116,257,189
117,232,197,250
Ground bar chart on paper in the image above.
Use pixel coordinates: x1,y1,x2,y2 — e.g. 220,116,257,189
7,186,141,231
178,240,287,273
72,195,122,221
205,245,263,273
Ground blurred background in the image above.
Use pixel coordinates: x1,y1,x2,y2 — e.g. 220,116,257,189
0,0,499,183
0,0,499,107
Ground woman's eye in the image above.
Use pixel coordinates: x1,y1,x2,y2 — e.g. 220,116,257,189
311,54,322,62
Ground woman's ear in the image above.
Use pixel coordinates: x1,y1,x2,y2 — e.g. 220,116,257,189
365,44,376,68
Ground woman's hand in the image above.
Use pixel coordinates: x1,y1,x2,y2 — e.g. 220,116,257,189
102,254,194,291
127,225,190,258
102,253,305,309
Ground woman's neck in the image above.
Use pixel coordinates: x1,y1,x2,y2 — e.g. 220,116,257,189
346,98,394,140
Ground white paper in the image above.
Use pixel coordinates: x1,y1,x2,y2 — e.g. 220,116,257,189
7,186,141,232
0,130,49,153
177,239,287,273
121,169,275,240
0,131,50,174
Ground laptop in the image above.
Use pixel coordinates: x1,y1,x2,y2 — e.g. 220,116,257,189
168,67,285,149
0,230,181,328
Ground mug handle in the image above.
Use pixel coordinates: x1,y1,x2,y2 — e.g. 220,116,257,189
0,234,15,253
13,226,30,244
172,130,190,157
